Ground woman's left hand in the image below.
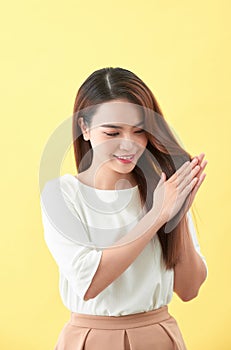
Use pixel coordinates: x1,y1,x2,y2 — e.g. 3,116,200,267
163,153,208,233
184,152,208,212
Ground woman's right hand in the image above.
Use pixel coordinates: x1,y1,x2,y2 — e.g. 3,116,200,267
152,158,201,224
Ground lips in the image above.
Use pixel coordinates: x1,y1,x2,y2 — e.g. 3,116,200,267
113,154,135,164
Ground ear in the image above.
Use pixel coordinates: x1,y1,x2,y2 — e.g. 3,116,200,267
78,117,90,141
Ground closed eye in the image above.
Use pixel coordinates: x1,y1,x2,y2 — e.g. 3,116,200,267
104,130,144,137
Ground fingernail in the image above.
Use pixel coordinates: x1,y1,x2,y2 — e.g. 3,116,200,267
192,158,198,163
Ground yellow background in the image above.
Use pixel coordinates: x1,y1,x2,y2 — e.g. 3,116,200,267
1,1,230,349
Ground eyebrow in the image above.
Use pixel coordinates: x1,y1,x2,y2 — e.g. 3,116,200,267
100,121,144,129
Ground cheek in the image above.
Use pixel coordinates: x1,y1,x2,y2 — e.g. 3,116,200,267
93,139,116,153
137,135,148,148
89,133,108,148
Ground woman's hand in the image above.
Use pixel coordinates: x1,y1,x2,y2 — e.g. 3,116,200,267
152,154,207,224
182,153,208,213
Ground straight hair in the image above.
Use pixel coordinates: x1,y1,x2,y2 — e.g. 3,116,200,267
72,67,195,269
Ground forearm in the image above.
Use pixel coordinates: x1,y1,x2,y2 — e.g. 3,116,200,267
84,208,165,301
173,226,207,301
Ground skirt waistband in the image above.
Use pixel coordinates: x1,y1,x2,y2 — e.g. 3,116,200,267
70,306,171,329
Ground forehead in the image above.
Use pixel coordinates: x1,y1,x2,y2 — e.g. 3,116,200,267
91,100,144,128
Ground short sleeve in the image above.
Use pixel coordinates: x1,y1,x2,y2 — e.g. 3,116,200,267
186,210,208,277
40,179,103,300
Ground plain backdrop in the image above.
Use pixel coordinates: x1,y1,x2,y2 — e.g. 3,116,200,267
0,1,230,349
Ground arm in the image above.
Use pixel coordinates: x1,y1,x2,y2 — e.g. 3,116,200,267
83,207,164,301
41,190,103,301
84,159,201,301
173,210,208,301
40,179,165,302
42,160,202,302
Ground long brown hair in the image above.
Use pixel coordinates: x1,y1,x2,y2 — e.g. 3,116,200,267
72,67,195,269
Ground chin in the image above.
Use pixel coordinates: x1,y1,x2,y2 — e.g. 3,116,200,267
111,163,136,174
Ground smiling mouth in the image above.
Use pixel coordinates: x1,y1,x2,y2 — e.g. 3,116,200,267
113,154,135,160
113,155,136,164
114,156,134,163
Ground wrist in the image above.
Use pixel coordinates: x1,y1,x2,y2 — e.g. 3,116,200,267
149,207,167,230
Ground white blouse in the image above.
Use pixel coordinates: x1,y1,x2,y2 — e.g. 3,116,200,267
40,174,208,316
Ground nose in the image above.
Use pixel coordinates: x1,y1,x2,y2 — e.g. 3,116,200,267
118,137,134,151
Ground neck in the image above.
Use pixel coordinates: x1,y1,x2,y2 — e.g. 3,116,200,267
78,166,136,190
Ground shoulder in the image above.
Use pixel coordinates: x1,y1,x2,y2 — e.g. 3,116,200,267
40,174,82,218
41,174,78,200
40,174,83,227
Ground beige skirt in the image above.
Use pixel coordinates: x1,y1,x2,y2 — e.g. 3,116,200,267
54,305,187,350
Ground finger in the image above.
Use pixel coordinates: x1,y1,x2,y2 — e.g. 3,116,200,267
197,153,205,164
191,156,199,165
189,172,207,199
169,156,206,185
193,160,208,179
168,161,190,183
195,172,207,190
182,161,201,181
191,153,205,169
159,172,166,182
172,154,206,179
190,163,207,188
200,160,208,170
183,176,199,196
190,155,204,169
189,155,208,177
182,167,206,211
175,160,200,187
178,164,200,191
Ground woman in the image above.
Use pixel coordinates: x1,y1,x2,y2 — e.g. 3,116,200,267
40,67,208,349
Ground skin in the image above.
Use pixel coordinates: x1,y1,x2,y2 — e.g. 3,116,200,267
77,99,148,190
173,153,208,300
77,99,208,301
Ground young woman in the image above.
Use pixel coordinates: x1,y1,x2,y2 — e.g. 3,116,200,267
40,67,208,350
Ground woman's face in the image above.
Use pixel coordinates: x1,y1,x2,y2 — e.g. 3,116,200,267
78,99,148,177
